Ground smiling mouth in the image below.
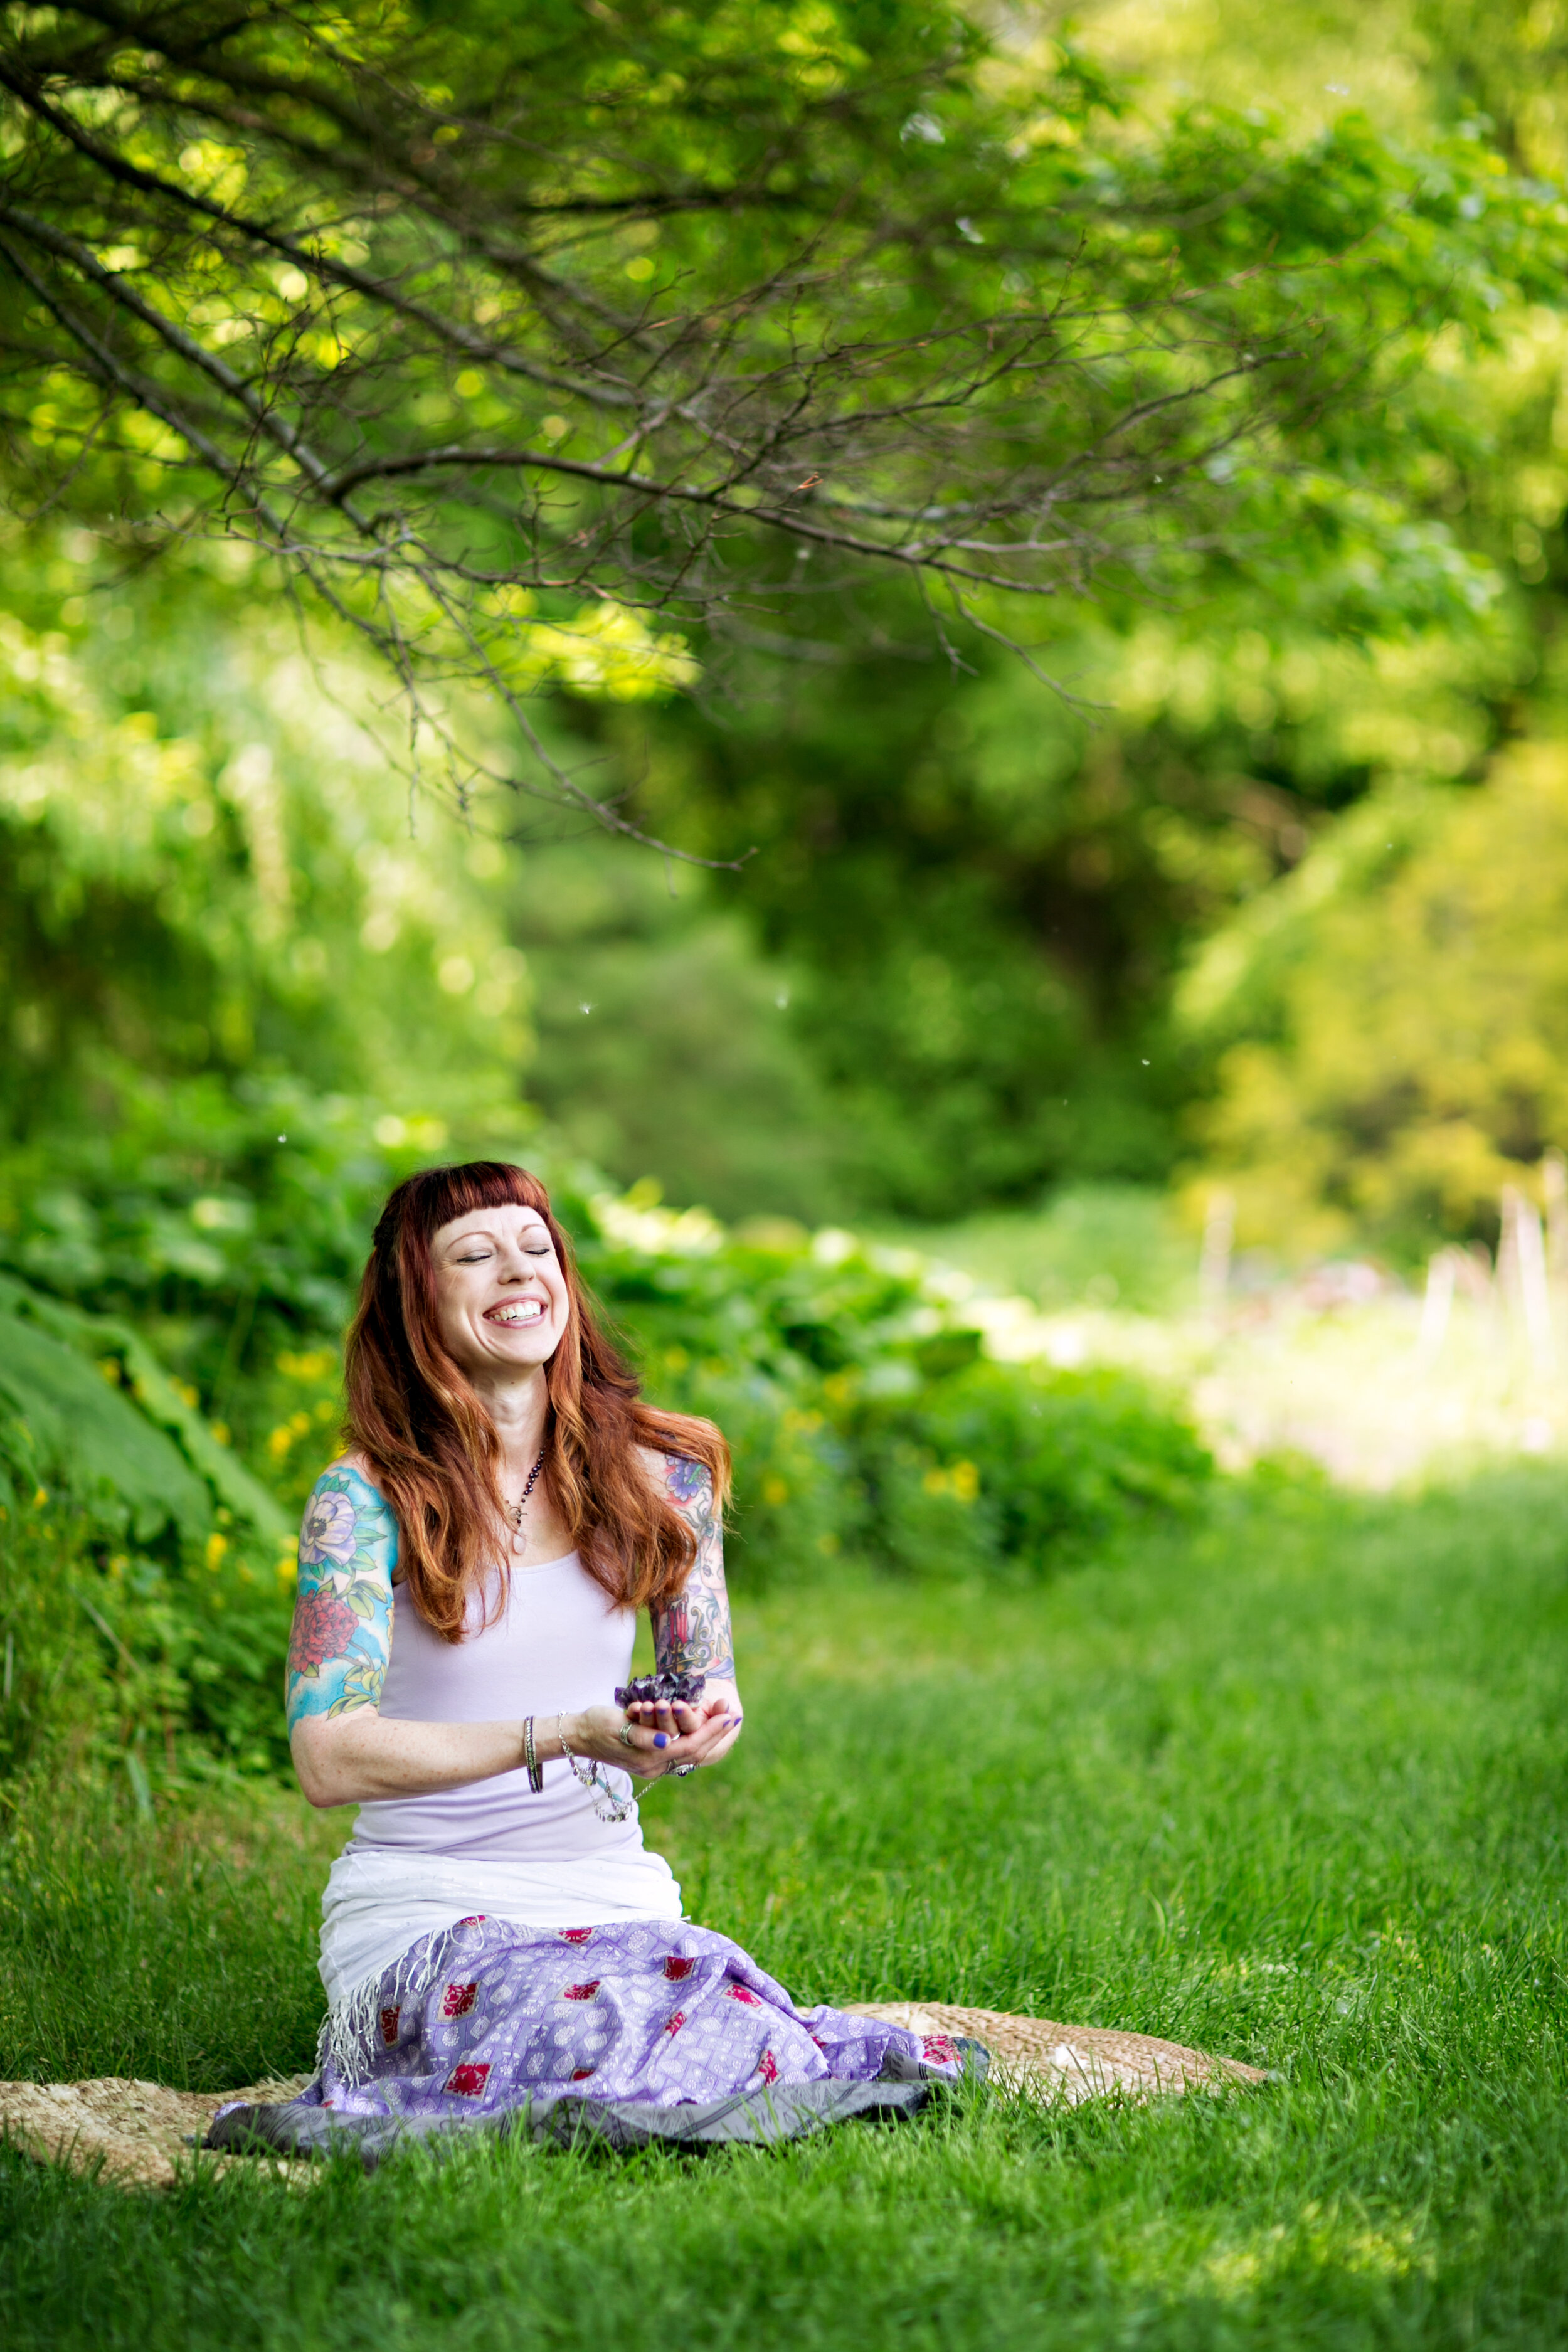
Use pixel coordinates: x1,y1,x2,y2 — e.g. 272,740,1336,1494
485,1298,546,1327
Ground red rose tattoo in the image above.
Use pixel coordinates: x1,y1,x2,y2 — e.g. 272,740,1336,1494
287,1589,360,1678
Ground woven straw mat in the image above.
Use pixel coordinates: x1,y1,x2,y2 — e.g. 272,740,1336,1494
1,2012,1264,2186
842,2004,1268,2103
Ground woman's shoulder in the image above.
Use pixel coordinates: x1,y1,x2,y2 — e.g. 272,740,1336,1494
633,1407,731,1508
635,1442,714,1510
307,1449,388,1504
299,1453,401,1581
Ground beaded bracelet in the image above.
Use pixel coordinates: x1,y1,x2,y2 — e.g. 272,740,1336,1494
522,1713,544,1794
557,1710,637,1823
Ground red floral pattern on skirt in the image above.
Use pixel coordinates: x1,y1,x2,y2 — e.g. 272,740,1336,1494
296,1919,971,2127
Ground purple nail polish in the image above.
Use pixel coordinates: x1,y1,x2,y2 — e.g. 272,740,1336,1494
654,1732,668,1749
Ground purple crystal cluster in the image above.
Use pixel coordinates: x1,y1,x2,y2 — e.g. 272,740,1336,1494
614,1670,706,1710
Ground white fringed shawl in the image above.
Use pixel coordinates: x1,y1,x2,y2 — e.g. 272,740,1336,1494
317,1841,683,2084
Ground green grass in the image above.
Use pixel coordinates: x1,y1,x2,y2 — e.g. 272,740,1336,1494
2,1468,1566,2348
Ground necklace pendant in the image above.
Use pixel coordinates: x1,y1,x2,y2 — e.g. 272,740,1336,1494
502,1446,546,1552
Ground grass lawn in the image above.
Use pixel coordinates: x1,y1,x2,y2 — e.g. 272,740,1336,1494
1,1468,1565,2348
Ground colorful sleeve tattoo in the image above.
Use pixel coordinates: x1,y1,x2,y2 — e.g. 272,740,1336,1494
651,1456,737,1683
285,1462,398,1734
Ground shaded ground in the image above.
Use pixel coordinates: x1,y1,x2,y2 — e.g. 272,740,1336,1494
1,1470,1565,2348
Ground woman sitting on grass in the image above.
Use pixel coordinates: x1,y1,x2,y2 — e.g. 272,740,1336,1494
239,1160,970,2152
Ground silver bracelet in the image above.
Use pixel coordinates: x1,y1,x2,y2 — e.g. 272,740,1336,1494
557,1710,637,1823
522,1714,544,1794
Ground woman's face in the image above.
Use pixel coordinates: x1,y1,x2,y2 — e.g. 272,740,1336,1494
428,1204,571,1383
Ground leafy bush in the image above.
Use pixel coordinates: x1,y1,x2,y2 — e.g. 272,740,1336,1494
563,1202,1213,1586
852,1358,1214,1582
0,1499,295,1794
0,1278,299,1791
0,1273,289,1547
0,1170,1212,1791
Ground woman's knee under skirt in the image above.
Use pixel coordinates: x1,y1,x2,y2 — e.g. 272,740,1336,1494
206,1912,985,2161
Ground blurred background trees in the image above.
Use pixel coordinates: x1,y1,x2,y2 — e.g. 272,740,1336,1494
8,0,1568,1782
9,0,1568,1258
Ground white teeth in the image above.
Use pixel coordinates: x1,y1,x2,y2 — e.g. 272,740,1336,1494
489,1300,544,1325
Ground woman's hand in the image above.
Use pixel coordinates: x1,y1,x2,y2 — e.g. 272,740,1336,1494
674,1679,744,1770
573,1682,743,1777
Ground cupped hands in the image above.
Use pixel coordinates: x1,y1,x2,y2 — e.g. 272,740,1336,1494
568,1683,743,1777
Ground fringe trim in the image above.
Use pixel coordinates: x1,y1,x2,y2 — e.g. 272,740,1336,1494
316,1932,450,2089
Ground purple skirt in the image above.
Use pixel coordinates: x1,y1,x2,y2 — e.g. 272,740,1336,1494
208,1914,980,2161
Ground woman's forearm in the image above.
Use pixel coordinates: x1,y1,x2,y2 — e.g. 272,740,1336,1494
291,1707,580,1809
651,1461,736,1682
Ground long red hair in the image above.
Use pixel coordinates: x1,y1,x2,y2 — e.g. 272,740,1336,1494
342,1162,729,1640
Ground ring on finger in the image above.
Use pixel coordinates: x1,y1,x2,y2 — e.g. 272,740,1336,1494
617,1720,635,1748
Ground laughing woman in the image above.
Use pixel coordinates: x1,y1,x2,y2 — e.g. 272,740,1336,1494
210,1162,972,2158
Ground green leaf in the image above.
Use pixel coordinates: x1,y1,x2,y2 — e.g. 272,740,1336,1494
0,1273,289,1544
0,1308,210,1544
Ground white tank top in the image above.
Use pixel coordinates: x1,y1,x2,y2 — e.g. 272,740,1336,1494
351,1551,655,1865
320,1551,681,2009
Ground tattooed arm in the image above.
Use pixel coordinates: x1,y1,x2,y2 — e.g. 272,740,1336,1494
651,1456,736,1683
286,1463,397,1734
637,1453,744,1769
287,1459,681,1805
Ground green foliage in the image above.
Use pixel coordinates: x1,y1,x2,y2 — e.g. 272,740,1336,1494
852,1361,1213,1582
0,550,531,1135
3,0,1556,697
0,1266,297,1783
0,546,543,1463
7,3,1568,1240
1179,743,1568,1253
0,1496,295,1791
883,1187,1196,1319
540,1204,1212,1591
0,1307,208,1547
516,845,842,1223
546,235,1567,1217
0,1275,287,1544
